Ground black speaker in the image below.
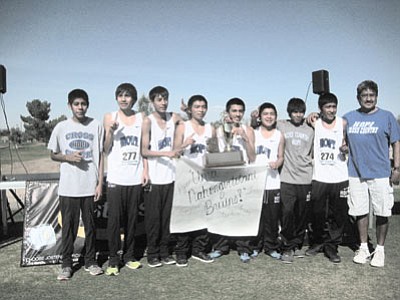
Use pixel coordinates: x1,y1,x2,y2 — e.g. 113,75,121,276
0,65,6,94
312,69,329,95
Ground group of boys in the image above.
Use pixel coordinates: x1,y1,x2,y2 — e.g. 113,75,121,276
48,80,399,281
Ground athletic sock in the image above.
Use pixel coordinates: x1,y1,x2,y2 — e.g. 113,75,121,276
360,243,368,250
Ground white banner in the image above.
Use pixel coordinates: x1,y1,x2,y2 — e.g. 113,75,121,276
170,157,267,236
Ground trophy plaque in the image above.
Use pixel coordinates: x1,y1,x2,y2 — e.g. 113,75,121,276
204,151,244,168
203,122,245,168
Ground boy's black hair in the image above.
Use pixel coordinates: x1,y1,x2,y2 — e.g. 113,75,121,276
259,102,277,117
226,97,245,112
286,97,306,116
149,86,169,101
187,95,208,108
115,83,137,101
68,89,89,106
318,92,338,110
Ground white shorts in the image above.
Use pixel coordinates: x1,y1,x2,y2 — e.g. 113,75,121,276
348,177,394,217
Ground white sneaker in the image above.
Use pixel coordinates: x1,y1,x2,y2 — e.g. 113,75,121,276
84,264,104,276
57,267,72,281
370,250,385,267
353,248,370,264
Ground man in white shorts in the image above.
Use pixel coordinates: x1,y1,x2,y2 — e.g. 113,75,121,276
343,80,400,267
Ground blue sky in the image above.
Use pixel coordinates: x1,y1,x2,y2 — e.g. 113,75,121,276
1,0,399,129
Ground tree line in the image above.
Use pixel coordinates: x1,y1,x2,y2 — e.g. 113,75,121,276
1,97,399,145
1,95,153,144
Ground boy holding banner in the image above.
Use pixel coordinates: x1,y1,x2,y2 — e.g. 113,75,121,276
173,95,216,266
209,97,256,263
141,86,182,267
252,102,285,260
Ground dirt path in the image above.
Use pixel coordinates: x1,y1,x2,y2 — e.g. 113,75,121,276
1,157,60,175
1,158,60,211
2,156,109,211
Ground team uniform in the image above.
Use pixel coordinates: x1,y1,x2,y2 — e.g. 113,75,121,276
145,113,176,261
310,117,349,253
47,117,104,269
277,119,314,254
175,121,213,260
106,111,144,268
344,108,400,217
253,128,282,254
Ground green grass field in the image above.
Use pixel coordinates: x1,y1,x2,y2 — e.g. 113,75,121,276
1,215,400,300
0,142,50,164
1,143,400,299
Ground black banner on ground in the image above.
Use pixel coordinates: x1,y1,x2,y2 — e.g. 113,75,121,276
21,180,145,267
20,181,84,266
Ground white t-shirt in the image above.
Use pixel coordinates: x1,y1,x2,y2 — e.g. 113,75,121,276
47,117,104,197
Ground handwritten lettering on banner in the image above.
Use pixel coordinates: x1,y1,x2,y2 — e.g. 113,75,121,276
170,157,267,236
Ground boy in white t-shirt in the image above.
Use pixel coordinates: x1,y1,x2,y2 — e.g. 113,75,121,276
48,89,104,280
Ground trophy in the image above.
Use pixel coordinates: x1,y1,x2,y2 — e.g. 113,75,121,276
223,121,234,152
203,117,244,168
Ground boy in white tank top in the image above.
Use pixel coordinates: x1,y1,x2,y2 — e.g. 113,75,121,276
173,95,216,266
141,86,183,267
305,92,349,264
103,83,148,276
252,102,285,260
